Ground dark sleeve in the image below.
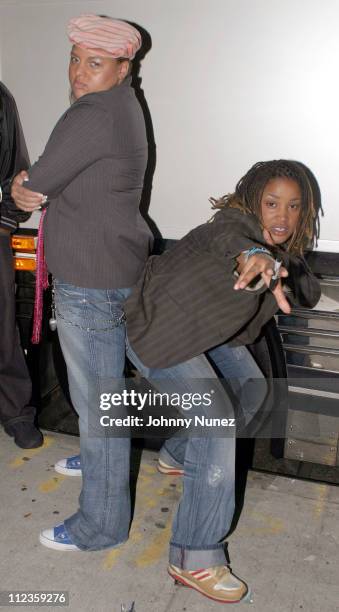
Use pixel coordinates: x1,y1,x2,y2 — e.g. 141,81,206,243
0,196,30,230
280,251,321,308
23,102,112,198
0,92,31,229
210,209,271,259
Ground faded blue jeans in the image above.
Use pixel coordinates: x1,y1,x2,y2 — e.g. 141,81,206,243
54,281,131,551
159,343,266,471
126,339,266,569
55,280,266,565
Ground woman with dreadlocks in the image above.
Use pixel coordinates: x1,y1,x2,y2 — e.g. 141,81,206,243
121,159,321,603
126,159,321,369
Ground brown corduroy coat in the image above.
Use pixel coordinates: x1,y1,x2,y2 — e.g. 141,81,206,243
125,208,320,369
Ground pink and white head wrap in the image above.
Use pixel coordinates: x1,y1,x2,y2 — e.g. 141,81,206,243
67,14,141,59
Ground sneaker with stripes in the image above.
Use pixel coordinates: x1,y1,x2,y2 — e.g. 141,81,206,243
168,563,248,603
157,458,184,476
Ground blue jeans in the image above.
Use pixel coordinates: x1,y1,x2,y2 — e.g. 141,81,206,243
54,281,131,551
158,344,266,471
55,281,266,564
126,339,266,569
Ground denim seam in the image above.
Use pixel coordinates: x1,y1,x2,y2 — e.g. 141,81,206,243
170,542,225,551
102,434,110,535
183,440,209,549
86,305,110,535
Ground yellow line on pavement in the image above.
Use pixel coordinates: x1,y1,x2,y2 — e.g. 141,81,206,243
137,474,152,488
102,547,123,570
38,475,66,493
313,483,329,519
102,465,180,570
141,464,157,475
135,521,172,568
8,435,55,468
155,487,171,496
102,521,143,570
144,499,157,509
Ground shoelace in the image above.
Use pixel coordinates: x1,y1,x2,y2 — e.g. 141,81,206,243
31,208,49,344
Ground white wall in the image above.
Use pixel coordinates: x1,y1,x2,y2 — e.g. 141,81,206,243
0,0,338,251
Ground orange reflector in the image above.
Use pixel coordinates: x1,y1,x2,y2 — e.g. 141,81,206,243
13,257,36,271
11,235,36,253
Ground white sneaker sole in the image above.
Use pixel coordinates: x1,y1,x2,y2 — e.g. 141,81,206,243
54,463,82,477
157,459,183,476
39,533,80,551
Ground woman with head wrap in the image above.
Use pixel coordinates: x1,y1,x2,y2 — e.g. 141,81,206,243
12,14,153,550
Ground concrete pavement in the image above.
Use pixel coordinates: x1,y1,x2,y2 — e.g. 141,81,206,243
1,429,338,612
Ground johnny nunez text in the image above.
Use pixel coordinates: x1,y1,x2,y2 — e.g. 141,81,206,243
100,415,235,428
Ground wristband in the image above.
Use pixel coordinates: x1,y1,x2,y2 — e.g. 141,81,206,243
243,246,272,261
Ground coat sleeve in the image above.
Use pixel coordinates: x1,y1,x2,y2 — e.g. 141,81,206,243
0,86,31,228
22,101,112,199
279,251,321,309
209,209,272,259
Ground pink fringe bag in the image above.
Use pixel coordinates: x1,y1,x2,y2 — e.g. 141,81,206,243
31,208,49,344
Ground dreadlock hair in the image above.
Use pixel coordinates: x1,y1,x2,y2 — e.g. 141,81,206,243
209,160,322,255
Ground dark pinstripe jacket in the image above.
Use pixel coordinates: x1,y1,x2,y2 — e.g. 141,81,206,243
23,77,153,289
125,208,321,368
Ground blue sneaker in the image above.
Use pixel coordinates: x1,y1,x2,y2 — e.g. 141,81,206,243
56,453,183,478
39,523,80,551
54,454,81,477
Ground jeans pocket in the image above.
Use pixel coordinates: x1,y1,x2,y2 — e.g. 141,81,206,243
55,283,86,322
55,284,128,332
